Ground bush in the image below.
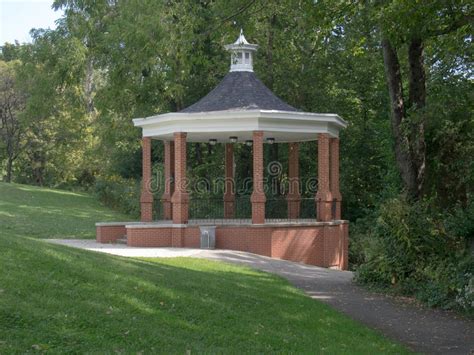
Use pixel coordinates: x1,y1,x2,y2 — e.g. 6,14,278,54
352,196,474,314
94,176,141,218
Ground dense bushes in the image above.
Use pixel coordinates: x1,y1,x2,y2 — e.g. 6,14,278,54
351,197,474,314
94,176,141,218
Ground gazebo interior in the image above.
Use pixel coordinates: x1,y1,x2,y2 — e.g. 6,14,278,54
96,31,349,270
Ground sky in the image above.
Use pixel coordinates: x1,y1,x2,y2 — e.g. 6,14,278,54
0,0,64,44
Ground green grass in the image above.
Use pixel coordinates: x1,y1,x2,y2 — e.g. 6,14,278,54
0,182,411,353
0,182,130,239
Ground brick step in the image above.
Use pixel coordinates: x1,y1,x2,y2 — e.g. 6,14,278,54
116,235,128,244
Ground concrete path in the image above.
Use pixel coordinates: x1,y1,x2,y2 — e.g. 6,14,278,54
48,240,474,354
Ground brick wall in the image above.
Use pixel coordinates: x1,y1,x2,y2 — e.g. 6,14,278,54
128,227,172,247
97,222,349,270
96,225,126,243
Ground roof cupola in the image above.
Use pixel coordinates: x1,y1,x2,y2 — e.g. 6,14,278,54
224,29,258,72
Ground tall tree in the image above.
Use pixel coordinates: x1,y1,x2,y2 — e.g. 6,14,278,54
379,1,472,199
0,60,25,182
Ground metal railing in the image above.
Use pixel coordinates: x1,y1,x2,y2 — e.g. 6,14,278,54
189,197,224,219
155,196,318,223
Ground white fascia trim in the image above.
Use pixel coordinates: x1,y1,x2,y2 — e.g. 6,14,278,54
133,109,348,129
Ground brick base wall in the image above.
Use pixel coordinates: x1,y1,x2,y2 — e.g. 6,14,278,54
128,227,172,247
96,222,349,270
96,225,126,243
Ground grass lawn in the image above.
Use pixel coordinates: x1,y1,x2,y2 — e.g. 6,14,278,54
0,182,410,353
0,182,130,239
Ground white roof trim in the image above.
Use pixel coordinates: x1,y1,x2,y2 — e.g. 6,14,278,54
133,109,347,142
134,109,347,127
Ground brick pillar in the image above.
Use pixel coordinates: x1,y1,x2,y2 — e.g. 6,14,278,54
330,137,342,220
316,133,333,221
287,142,301,219
224,143,235,218
161,141,174,220
140,137,153,222
251,131,266,224
171,132,189,226
338,222,349,270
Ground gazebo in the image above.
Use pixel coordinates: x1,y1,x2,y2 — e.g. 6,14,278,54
96,31,349,270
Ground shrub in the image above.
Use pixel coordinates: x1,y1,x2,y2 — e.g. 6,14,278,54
94,176,141,218
352,196,474,314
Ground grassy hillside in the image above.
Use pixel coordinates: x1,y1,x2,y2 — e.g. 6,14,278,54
0,183,410,353
0,182,130,239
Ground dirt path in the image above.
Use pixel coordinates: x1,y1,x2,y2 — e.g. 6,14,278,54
48,240,474,354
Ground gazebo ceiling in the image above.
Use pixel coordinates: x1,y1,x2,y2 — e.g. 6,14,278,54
133,30,347,143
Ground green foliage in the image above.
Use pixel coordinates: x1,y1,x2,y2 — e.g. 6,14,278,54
353,197,474,314
94,176,141,218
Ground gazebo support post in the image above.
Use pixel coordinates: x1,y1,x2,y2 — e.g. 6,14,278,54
330,137,342,219
251,131,266,224
287,142,301,219
224,143,235,218
316,133,333,221
140,137,153,222
162,141,174,220
171,132,189,227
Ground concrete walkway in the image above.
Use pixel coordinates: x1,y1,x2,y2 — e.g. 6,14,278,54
48,240,474,354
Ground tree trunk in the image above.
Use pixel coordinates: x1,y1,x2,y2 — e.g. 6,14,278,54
266,14,276,91
407,37,427,196
381,38,419,198
194,143,202,165
5,157,12,183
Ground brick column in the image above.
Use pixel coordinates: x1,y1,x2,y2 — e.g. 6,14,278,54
140,137,153,222
287,142,301,219
330,137,342,220
224,143,235,218
161,141,174,220
251,131,266,224
316,133,333,221
171,132,189,225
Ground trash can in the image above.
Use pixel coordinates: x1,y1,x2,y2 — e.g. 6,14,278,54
199,226,216,249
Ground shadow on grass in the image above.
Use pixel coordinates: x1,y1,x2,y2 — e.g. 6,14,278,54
0,233,409,354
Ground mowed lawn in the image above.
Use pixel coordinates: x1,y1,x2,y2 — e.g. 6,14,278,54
0,183,410,353
0,182,130,239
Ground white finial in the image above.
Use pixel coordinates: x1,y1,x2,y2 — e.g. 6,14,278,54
224,30,258,72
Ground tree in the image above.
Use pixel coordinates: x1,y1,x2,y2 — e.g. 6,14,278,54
0,60,25,182
379,1,473,199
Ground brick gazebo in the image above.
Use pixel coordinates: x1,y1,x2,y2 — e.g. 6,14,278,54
96,31,349,270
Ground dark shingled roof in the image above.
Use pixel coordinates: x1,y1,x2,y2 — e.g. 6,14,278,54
180,71,297,113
